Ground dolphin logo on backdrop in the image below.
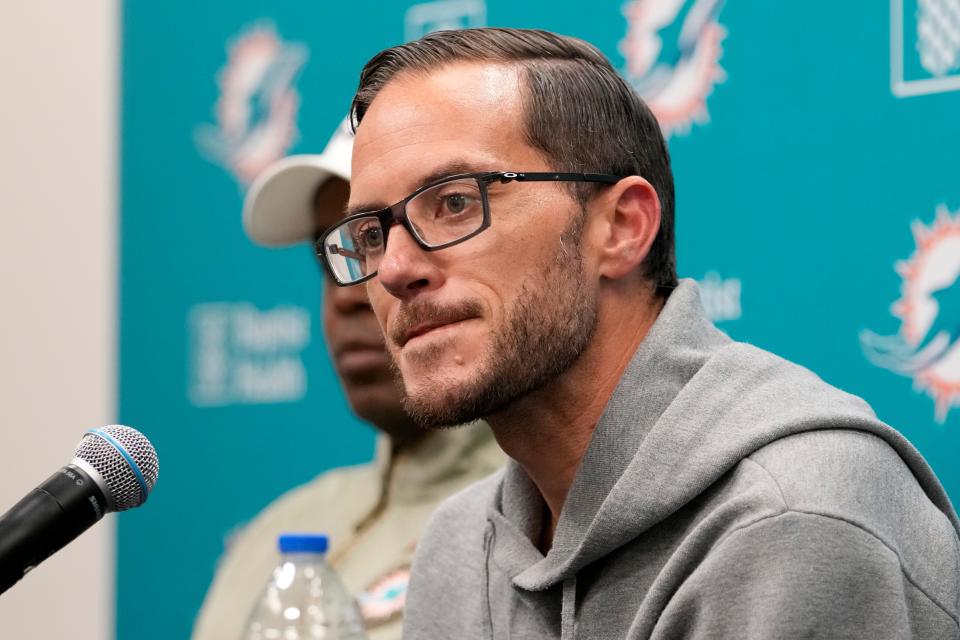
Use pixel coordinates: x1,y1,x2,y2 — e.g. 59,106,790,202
404,0,487,42
619,0,728,135
196,23,307,184
860,204,960,422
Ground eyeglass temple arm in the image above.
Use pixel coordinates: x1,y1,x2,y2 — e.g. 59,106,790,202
328,244,365,260
496,172,622,185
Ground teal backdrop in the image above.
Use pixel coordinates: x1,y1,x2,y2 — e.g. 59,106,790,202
120,1,960,638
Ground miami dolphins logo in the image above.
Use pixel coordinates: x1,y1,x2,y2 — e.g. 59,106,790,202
358,566,410,627
619,0,728,136
860,204,960,422
196,23,306,184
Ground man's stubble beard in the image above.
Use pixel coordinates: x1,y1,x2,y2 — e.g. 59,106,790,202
394,209,599,429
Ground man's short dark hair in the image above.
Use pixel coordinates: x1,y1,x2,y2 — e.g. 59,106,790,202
351,27,677,293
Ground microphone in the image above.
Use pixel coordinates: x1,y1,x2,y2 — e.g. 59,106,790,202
0,425,159,595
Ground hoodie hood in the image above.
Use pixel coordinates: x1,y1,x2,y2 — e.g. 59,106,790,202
487,279,959,592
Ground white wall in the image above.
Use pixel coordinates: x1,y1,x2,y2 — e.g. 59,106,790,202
0,2,117,637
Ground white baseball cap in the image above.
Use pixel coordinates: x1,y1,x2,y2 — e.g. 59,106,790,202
242,116,353,246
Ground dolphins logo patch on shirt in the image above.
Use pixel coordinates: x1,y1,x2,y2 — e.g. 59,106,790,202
358,565,411,627
619,0,728,136
861,204,960,422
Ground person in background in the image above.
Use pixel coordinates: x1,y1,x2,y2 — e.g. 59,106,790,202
192,118,504,640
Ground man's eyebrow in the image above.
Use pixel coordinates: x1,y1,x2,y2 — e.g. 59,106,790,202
416,160,486,191
345,201,386,217
345,159,492,217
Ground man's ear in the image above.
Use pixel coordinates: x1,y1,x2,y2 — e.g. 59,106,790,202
593,176,661,280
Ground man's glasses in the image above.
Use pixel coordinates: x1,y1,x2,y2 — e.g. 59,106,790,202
316,171,621,286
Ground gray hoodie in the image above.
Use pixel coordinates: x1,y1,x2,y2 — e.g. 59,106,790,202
402,280,960,639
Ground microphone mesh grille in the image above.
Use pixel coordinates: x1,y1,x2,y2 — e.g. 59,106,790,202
73,425,160,512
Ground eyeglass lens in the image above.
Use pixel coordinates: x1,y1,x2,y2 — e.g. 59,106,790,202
323,177,486,284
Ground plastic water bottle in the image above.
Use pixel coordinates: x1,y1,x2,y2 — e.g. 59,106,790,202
244,533,367,640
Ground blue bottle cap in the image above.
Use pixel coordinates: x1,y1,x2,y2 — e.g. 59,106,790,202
278,533,329,554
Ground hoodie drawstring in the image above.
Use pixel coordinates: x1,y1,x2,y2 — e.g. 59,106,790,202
482,521,495,640
482,518,578,638
561,575,577,639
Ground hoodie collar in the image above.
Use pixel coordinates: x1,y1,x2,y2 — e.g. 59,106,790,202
486,280,727,588
548,281,727,557
504,278,936,591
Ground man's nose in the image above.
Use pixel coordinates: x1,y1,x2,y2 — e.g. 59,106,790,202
376,224,443,300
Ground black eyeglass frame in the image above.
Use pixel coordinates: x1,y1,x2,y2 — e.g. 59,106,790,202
316,171,623,286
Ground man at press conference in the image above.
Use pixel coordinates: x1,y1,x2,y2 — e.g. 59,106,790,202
312,27,960,638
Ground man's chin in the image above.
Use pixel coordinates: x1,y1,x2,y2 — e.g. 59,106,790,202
400,372,512,429
400,394,474,430
397,376,469,428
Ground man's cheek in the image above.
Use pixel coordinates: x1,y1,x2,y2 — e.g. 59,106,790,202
368,290,392,331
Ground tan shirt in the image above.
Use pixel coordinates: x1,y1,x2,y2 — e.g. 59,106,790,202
192,423,504,640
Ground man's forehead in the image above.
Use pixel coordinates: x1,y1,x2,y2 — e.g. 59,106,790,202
362,61,523,127
350,62,528,200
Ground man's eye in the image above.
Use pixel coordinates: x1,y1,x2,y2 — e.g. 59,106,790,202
355,224,383,250
444,194,469,214
360,227,382,247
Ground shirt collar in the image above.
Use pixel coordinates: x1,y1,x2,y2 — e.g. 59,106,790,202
374,420,503,505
